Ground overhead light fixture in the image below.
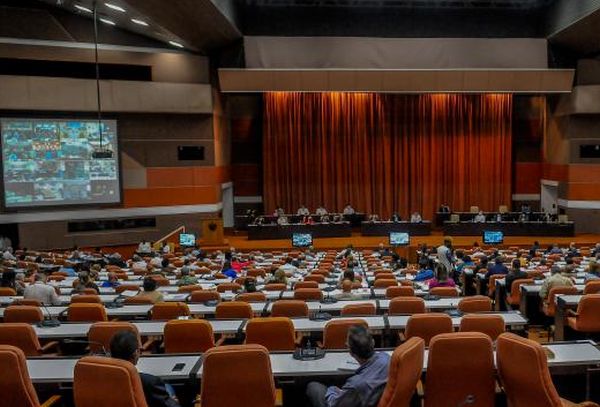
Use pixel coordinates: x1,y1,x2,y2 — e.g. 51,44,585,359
74,4,93,13
131,18,148,26
105,2,126,12
99,17,116,25
169,41,184,48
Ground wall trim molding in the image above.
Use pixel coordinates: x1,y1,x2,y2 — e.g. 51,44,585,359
558,199,600,209
512,194,541,201
234,196,263,203
541,179,560,187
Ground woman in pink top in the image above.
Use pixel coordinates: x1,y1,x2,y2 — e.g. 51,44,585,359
428,264,456,289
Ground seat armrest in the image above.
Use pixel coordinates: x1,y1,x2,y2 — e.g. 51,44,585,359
40,395,62,407
41,341,60,353
567,309,579,317
215,337,227,347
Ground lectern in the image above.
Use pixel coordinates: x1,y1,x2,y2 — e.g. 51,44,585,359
200,218,226,246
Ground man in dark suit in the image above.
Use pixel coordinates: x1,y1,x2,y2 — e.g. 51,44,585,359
110,331,180,407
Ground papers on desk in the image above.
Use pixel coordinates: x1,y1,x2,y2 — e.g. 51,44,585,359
339,359,360,372
121,290,139,297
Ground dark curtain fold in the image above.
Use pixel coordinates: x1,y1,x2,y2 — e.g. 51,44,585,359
263,92,512,220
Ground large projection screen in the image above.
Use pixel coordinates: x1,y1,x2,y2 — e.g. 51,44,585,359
1,118,121,209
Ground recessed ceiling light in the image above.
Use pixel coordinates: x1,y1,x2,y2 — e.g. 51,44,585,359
131,18,148,26
168,41,184,48
99,18,116,25
74,4,93,13
105,2,126,12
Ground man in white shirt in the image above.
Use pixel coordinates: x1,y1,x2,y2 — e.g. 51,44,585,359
315,206,328,216
150,256,163,268
297,205,310,216
280,257,298,276
24,274,60,305
437,237,455,274
342,204,355,215
474,211,486,223
3,247,16,261
137,241,152,254
161,243,171,254
410,212,422,223
277,216,289,225
130,254,148,270
273,206,285,216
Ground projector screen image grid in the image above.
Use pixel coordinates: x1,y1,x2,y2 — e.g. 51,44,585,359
1,118,120,208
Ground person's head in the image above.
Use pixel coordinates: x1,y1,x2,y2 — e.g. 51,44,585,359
222,261,232,271
107,272,118,283
285,257,293,265
378,243,384,251
110,330,140,365
473,241,480,248
180,266,190,276
443,236,453,248
161,258,170,268
435,264,449,281
495,257,503,265
244,278,257,293
342,279,353,293
78,271,90,284
534,241,540,247
347,325,375,363
566,257,574,265
511,259,521,272
1,270,15,286
33,273,46,283
550,265,562,275
480,256,488,266
455,249,464,260
274,268,286,283
540,259,547,266
588,261,600,275
343,269,355,282
143,277,157,292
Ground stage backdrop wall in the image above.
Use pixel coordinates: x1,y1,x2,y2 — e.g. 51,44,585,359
263,92,512,220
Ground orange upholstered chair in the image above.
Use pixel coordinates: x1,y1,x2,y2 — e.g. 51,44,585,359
388,297,426,315
0,345,61,407
12,299,42,307
215,301,253,319
189,290,220,303
340,303,376,316
88,322,141,354
374,279,398,288
67,303,108,322
457,296,492,313
425,332,495,407
294,281,319,290
264,283,287,291
304,274,325,284
150,302,190,320
405,314,453,346
3,305,44,323
543,286,578,317
164,319,216,353
71,295,102,304
429,287,458,297
0,287,16,296
583,281,600,295
0,323,58,356
115,284,141,294
217,283,242,293
386,286,415,298
322,319,368,349
496,333,599,407
74,356,148,407
377,337,425,407
177,285,202,294
459,314,505,341
270,300,309,318
487,274,505,297
245,317,296,351
237,292,267,303
506,278,534,307
293,288,323,301
567,294,600,334
200,344,279,407
123,296,154,305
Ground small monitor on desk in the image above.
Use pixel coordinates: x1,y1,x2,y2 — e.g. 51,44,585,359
483,230,503,245
389,232,410,246
179,233,196,247
292,233,313,248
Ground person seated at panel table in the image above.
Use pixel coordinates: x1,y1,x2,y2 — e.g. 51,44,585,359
521,203,532,213
428,264,456,289
177,266,198,287
277,215,289,225
24,273,60,305
518,212,529,222
438,203,451,213
101,271,121,288
485,257,509,279
135,277,164,304
302,215,315,225
505,259,529,292
390,212,402,222
320,214,330,223
110,331,181,407
473,211,487,223
539,266,574,300
273,205,285,217
410,212,422,223
315,205,328,216
306,325,390,407
368,213,379,222
297,204,310,216
72,271,100,295
494,212,503,222
342,203,356,216
137,240,152,255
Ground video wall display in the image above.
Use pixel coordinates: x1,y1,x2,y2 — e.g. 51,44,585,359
1,118,121,208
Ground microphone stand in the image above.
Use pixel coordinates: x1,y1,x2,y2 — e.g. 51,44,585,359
63,338,108,356
38,302,61,328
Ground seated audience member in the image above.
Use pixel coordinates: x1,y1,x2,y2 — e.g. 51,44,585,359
339,269,356,286
373,243,391,258
390,212,401,222
592,243,600,257
564,257,577,274
536,258,549,272
485,257,509,279
24,273,60,305
297,204,310,216
540,266,574,300
72,271,100,295
390,253,408,271
0,270,25,295
161,242,171,255
306,325,390,407
428,264,456,289
277,215,289,225
438,203,451,213
280,257,298,275
529,241,540,256
160,258,175,275
547,244,562,255
585,261,600,282
243,278,257,293
135,277,164,304
267,268,288,285
231,256,250,272
505,259,528,291
130,255,148,271
88,264,101,281
177,266,198,286
336,279,361,300
3,247,16,261
474,256,489,273
107,253,127,268
342,204,355,216
221,261,237,279
410,212,422,223
413,259,435,282
315,205,328,216
137,240,152,254
566,242,580,258
473,211,486,223
101,272,121,288
110,331,180,407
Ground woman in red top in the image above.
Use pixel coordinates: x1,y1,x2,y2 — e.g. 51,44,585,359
428,264,456,289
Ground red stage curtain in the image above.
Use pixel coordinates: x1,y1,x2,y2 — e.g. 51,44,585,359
263,92,512,220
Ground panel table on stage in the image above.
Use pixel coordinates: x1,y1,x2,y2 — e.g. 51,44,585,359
247,222,352,240
442,221,575,236
236,213,366,230
360,221,432,236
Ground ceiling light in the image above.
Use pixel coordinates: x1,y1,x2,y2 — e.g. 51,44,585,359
131,18,149,26
74,4,93,13
168,41,184,48
105,2,126,12
99,18,116,26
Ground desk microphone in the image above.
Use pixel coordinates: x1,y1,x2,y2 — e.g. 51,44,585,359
311,305,332,321
105,293,126,309
458,395,475,406
63,338,108,356
320,286,338,304
37,302,61,328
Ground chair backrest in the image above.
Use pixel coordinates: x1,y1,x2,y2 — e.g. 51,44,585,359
575,294,600,332
583,280,600,295
377,337,425,407
405,314,453,346
509,278,534,301
0,323,42,356
123,296,154,305
388,297,426,315
201,344,276,407
270,300,309,318
293,288,322,301
459,314,505,341
487,274,504,296
340,303,376,316
322,319,369,349
304,274,325,284
164,319,215,353
217,283,242,293
245,317,296,351
0,287,16,296
74,356,148,407
68,303,108,322
3,305,44,323
374,279,398,288
71,294,102,304
189,290,220,303
0,345,41,407
115,284,141,294
425,332,495,407
264,283,287,291
12,299,41,307
295,281,319,290
177,285,202,293
215,301,253,319
496,332,563,407
457,296,492,313
150,302,190,320
429,287,458,297
544,286,578,316
385,286,415,299
88,322,141,354
237,292,267,303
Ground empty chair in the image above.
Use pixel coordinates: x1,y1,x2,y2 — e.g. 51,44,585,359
270,300,309,318
425,332,495,407
237,292,267,303
0,323,58,356
322,319,369,349
405,314,453,346
12,299,41,307
506,279,534,308
386,286,415,299
429,287,458,297
164,319,215,353
245,317,296,351
304,274,325,284
67,303,108,322
88,322,141,354
3,305,43,323
177,285,202,293
294,281,319,290
71,294,102,304
388,297,426,315
583,281,600,295
74,356,148,407
217,283,242,293
150,302,190,320
377,337,425,407
189,290,221,303
374,279,398,288
215,301,253,319
200,344,278,407
264,283,287,291
293,288,323,301
543,286,578,317
0,345,61,407
115,284,141,294
341,303,376,316
459,314,505,341
567,294,600,334
458,296,492,313
0,287,16,296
